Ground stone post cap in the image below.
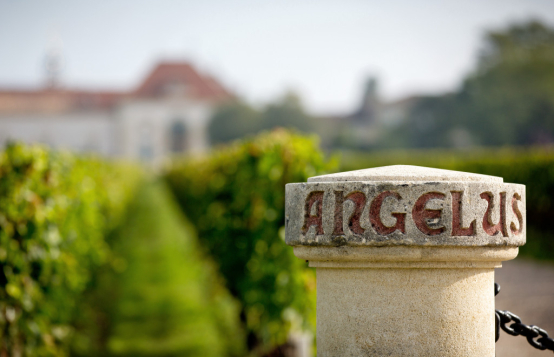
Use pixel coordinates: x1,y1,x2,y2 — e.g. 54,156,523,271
285,165,526,250
307,165,502,183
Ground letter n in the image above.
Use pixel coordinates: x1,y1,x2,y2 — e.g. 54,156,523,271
332,191,366,235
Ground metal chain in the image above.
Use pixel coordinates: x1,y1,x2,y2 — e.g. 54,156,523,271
495,283,554,352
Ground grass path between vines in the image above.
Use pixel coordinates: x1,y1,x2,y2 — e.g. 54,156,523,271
98,179,243,357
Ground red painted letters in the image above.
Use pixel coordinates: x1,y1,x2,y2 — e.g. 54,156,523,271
369,191,406,235
332,191,366,235
412,192,446,236
451,191,476,236
510,193,523,235
345,192,367,235
301,191,324,235
480,192,508,237
332,191,345,235
301,188,522,238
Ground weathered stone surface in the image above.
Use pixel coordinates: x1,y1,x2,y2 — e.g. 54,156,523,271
317,267,495,356
285,165,526,248
284,165,527,357
307,164,502,183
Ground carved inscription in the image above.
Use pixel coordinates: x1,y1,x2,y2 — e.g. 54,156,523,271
332,191,345,235
301,191,324,235
480,192,508,237
451,191,476,236
300,189,522,237
333,191,366,235
412,192,446,236
510,193,523,235
370,191,406,235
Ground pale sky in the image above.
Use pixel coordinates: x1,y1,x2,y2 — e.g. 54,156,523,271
1,0,554,114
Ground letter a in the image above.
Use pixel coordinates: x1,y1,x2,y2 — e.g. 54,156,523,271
302,191,325,235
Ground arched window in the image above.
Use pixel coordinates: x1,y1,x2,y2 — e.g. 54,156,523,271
169,121,187,153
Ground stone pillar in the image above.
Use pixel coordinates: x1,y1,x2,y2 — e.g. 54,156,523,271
285,165,525,357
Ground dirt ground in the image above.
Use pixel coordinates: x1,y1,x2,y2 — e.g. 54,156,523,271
495,258,554,357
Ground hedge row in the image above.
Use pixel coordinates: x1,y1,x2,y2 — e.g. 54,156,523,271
0,143,140,356
164,130,337,355
341,146,554,260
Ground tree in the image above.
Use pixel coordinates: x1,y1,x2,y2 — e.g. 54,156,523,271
391,20,554,148
389,95,466,148
259,92,314,133
460,20,554,146
209,100,262,145
208,93,316,146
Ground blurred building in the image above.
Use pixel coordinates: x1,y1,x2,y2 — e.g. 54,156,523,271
317,78,421,149
0,61,231,163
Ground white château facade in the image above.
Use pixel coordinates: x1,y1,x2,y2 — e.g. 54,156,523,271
0,62,231,164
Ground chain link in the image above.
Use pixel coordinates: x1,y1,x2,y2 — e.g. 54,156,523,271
495,283,554,352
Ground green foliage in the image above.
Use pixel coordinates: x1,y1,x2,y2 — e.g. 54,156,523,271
391,20,554,148
0,143,140,356
0,144,242,357
72,181,245,357
387,95,463,149
340,146,554,261
208,93,315,145
258,93,314,133
165,130,336,354
460,21,554,146
209,101,262,145
477,20,554,74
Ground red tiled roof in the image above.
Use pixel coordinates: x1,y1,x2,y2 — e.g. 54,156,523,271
0,88,128,114
0,61,231,114
134,62,232,101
